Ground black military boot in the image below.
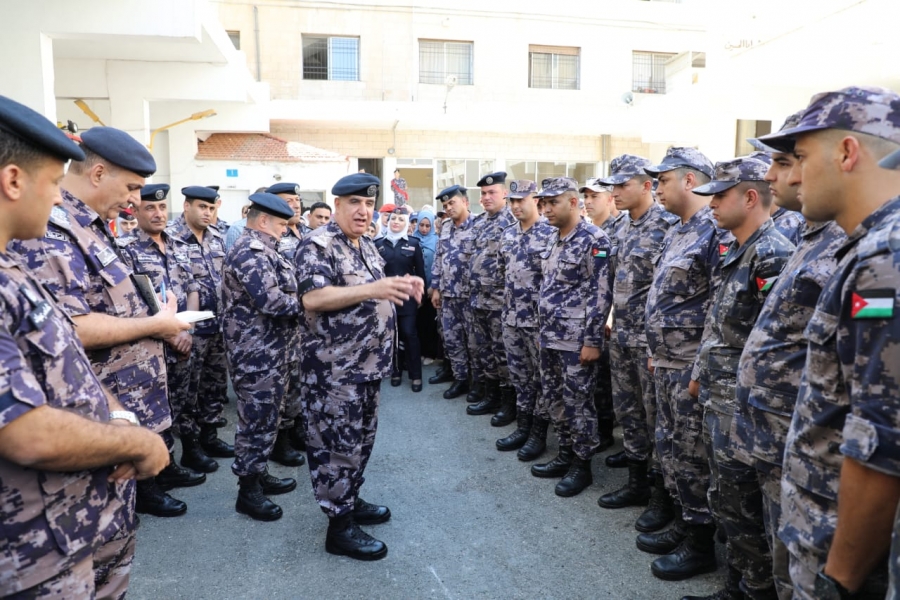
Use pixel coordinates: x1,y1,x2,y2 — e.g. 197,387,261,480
497,413,532,451
597,418,615,452
442,379,469,399
289,419,306,452
467,379,501,415
637,512,687,554
531,445,574,478
353,497,391,525
678,565,742,599
136,478,187,517
597,459,651,508
517,417,549,461
490,386,517,427
635,473,676,532
236,474,283,521
466,379,485,403
653,523,719,581
181,435,218,473
270,428,306,467
210,415,227,428
605,449,628,468
157,452,206,491
429,366,454,385
555,455,593,497
200,424,235,458
325,513,388,561
260,468,297,495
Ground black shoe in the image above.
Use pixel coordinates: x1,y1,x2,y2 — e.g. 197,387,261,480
466,380,485,403
497,414,532,451
531,446,574,478
210,415,227,428
597,459,651,509
157,452,206,491
411,380,423,393
653,524,718,582
325,514,388,561
635,474,676,532
517,417,549,461
490,386,517,426
136,478,187,518
200,425,235,458
605,450,628,468
680,592,736,600
353,498,391,525
181,436,219,473
271,429,306,467
260,468,297,495
637,523,687,555
289,421,306,452
443,379,470,399
555,456,593,497
597,419,615,452
236,474,283,521
429,368,454,385
390,374,402,387
467,380,501,415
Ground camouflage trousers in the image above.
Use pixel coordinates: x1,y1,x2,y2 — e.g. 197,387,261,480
594,343,615,425
93,520,136,600
279,360,303,432
471,308,509,383
303,380,380,518
190,333,228,426
7,556,94,600
231,361,298,477
654,366,712,526
610,339,657,464
541,347,600,461
166,356,200,439
501,324,544,417
440,297,473,381
755,467,792,600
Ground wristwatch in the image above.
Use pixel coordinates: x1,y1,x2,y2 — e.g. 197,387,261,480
109,410,140,426
815,570,854,600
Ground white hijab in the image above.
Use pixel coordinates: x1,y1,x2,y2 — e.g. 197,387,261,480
384,212,409,244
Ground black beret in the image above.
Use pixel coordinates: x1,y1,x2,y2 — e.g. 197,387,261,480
476,171,507,187
182,185,219,202
267,182,301,196
248,192,294,220
141,183,170,202
436,185,466,202
0,95,85,162
331,173,381,198
79,127,156,177
119,209,136,221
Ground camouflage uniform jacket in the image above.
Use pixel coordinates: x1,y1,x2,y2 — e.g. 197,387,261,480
431,213,475,298
295,221,395,385
598,212,628,275
167,215,225,335
612,203,678,348
781,197,900,562
470,207,516,310
772,206,805,246
0,251,111,596
9,190,170,433
692,219,795,415
222,228,302,373
539,219,613,352
278,226,303,261
501,219,555,329
733,220,845,471
645,205,725,369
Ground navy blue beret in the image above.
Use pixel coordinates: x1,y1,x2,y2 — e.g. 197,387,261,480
476,171,507,187
207,185,220,192
267,182,301,196
79,127,156,177
0,95,85,162
249,192,294,220
436,185,466,202
182,185,219,202
332,173,381,198
141,183,170,202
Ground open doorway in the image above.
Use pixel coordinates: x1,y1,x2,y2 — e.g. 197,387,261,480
358,158,382,182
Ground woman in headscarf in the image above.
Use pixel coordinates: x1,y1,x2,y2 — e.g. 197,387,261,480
412,206,443,365
376,209,426,392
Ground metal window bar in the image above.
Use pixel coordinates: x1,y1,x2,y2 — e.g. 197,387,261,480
632,51,674,94
303,37,328,80
529,53,578,89
419,41,473,85
302,36,358,80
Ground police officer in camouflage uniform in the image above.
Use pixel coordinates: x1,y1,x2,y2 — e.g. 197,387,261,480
9,124,190,598
528,177,613,497
429,185,476,399
596,155,679,530
757,87,900,600
0,94,170,600
296,173,424,560
495,180,555,457
685,157,795,600
467,172,517,421
222,192,304,522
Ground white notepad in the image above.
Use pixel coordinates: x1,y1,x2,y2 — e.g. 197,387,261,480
175,311,216,324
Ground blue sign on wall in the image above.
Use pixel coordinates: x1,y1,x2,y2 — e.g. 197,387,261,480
226,169,238,178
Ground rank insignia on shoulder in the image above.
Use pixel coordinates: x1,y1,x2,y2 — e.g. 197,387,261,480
45,230,68,242
249,240,265,251
592,247,607,258
719,244,730,257
850,289,895,319
49,206,70,229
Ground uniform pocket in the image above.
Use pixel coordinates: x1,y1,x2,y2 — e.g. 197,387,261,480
39,470,101,556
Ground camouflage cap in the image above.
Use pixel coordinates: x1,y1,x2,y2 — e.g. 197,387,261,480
879,147,900,170
597,154,654,185
748,110,804,153
506,179,537,199
692,156,769,196
757,86,900,153
579,177,612,194
535,177,579,198
748,151,773,165
644,147,714,179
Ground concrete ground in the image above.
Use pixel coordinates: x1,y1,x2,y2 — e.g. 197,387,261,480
130,364,724,600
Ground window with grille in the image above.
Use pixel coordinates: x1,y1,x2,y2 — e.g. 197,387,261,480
419,40,474,85
632,51,676,94
302,36,359,81
529,45,580,90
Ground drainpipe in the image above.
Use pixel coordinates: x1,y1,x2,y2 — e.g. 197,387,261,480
253,5,261,82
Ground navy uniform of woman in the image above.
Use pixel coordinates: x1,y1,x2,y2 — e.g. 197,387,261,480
375,209,426,392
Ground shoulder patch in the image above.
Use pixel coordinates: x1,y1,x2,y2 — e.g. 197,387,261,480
115,235,136,248
248,239,265,251
49,206,71,230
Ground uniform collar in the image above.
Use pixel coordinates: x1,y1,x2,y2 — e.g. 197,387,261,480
722,218,774,267
246,226,280,250
837,195,900,258
61,188,104,230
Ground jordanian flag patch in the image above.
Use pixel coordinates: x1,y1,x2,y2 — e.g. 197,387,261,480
850,289,895,319
719,244,729,257
756,276,777,292
592,247,607,258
